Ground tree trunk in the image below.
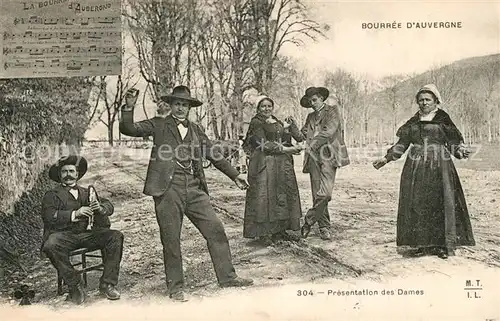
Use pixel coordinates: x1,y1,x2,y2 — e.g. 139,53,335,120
341,104,347,146
107,107,113,146
230,119,236,140
363,109,369,145
264,65,273,93
108,125,114,146
254,73,263,93
204,76,219,139
358,122,363,147
488,119,492,143
117,110,122,144
392,102,397,138
208,108,220,140
231,44,246,139
497,108,500,143
220,119,228,140
377,122,381,145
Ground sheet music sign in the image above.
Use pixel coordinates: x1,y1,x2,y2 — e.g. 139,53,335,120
0,0,122,78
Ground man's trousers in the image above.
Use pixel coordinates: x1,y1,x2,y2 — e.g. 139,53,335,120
304,160,338,228
153,168,237,295
42,228,124,287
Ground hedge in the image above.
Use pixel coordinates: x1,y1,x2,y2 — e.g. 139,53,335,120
0,77,93,274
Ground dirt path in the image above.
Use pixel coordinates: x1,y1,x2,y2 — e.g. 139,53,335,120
1,146,499,311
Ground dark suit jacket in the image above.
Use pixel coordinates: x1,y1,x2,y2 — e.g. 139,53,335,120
41,185,114,244
290,104,350,173
119,111,240,197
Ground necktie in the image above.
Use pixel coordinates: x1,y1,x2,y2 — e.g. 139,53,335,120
175,118,189,127
63,185,79,200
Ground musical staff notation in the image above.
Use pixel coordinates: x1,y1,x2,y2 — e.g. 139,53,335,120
1,0,121,78
3,30,121,41
4,59,122,71
3,45,121,55
13,16,119,26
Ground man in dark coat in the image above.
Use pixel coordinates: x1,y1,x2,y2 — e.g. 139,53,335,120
41,155,123,304
288,87,350,240
119,86,253,302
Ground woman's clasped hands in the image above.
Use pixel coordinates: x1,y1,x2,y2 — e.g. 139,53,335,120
283,142,304,155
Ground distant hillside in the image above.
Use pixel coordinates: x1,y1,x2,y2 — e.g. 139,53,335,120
373,53,500,107
368,53,500,144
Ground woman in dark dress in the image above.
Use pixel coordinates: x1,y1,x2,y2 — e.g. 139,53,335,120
242,95,304,245
373,84,475,259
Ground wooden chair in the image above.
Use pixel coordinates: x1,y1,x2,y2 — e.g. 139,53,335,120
56,248,104,295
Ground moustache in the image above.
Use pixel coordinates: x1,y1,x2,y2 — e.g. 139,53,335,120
62,175,76,180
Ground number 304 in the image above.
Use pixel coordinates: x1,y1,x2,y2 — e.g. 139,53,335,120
297,290,313,296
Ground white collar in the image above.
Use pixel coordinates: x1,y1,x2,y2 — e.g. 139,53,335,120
171,115,187,122
419,107,439,120
313,103,326,113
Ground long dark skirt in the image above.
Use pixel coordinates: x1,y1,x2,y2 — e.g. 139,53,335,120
243,151,302,238
397,144,475,252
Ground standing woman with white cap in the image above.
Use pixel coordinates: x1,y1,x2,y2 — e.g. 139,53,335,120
373,84,475,259
242,95,304,245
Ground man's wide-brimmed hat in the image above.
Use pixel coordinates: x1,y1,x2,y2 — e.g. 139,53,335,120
48,155,88,183
300,86,330,108
160,85,203,107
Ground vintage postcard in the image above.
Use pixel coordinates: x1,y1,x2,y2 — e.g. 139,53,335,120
0,0,499,320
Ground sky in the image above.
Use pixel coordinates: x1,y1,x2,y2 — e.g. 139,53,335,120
282,0,500,78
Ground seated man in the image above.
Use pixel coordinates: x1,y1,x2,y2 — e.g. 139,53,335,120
41,155,123,304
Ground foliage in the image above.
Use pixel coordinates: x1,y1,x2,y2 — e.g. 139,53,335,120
121,1,499,145
124,0,326,140
333,54,500,146
87,57,140,146
125,0,196,101
0,78,93,146
0,77,93,276
0,168,55,274
0,77,93,213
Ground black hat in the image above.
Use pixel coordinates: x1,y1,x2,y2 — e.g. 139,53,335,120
300,87,330,108
160,85,203,107
48,155,88,183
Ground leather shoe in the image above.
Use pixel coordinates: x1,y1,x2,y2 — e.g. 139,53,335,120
219,276,254,288
99,283,121,300
259,235,273,246
319,228,331,240
169,291,188,302
301,223,311,238
436,248,449,259
68,283,86,305
412,248,426,257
